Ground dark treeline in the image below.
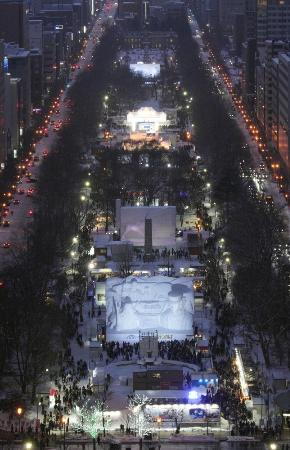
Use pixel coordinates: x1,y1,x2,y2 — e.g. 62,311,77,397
173,17,290,367
0,28,121,400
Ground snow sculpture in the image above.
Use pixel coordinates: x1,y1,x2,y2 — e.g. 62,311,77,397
106,276,194,342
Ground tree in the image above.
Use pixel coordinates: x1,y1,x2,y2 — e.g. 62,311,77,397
74,400,110,450
0,251,61,397
127,394,153,437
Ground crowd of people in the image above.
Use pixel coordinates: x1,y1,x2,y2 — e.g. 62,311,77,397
100,339,205,369
133,247,191,262
158,339,204,367
103,341,139,361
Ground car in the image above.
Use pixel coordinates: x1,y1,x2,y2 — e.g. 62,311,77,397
42,150,48,158
33,155,40,162
26,190,33,197
2,242,11,248
26,209,33,217
2,220,10,227
13,199,20,205
265,195,274,205
17,188,25,194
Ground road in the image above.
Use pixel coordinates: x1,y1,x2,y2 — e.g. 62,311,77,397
188,10,290,239
0,0,117,263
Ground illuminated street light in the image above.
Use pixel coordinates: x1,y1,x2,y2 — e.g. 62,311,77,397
85,181,90,187
70,251,76,257
72,236,78,244
24,442,33,450
80,195,86,201
270,444,277,450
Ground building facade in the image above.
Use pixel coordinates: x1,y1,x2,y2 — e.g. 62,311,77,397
0,0,29,48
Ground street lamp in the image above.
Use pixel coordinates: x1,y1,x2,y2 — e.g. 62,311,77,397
24,442,33,450
270,444,277,450
61,417,66,450
156,417,162,450
16,407,23,432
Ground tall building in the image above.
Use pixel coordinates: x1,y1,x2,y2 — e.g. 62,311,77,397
244,0,257,41
219,0,245,32
0,0,29,48
4,73,21,159
43,30,57,89
257,0,290,48
255,40,289,132
30,49,43,108
0,40,6,167
272,52,290,169
241,38,257,105
5,43,31,129
29,19,43,52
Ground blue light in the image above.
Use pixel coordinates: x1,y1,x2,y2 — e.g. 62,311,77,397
188,390,198,400
205,379,208,383
3,56,8,73
215,378,218,383
199,378,203,383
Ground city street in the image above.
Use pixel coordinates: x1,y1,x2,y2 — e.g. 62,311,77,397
0,0,117,261
0,2,289,450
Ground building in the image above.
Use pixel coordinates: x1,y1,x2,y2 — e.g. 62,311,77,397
255,40,289,134
5,43,31,128
29,19,43,51
4,74,21,159
218,0,244,32
241,39,256,110
30,49,43,108
0,40,6,167
257,0,290,49
43,30,57,89
123,31,177,50
118,205,176,247
194,0,219,30
0,0,29,48
244,0,257,41
272,52,290,169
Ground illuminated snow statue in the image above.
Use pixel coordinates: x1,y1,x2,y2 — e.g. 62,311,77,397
106,276,194,342
127,107,167,133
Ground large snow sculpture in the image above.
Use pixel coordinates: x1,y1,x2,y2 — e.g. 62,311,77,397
106,276,194,342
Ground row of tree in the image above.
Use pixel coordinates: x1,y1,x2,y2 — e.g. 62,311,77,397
173,16,290,367
0,27,121,400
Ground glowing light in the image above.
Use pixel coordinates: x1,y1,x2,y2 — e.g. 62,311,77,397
73,400,110,439
188,390,199,400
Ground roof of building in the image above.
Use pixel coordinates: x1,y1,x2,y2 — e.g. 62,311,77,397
5,43,29,58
